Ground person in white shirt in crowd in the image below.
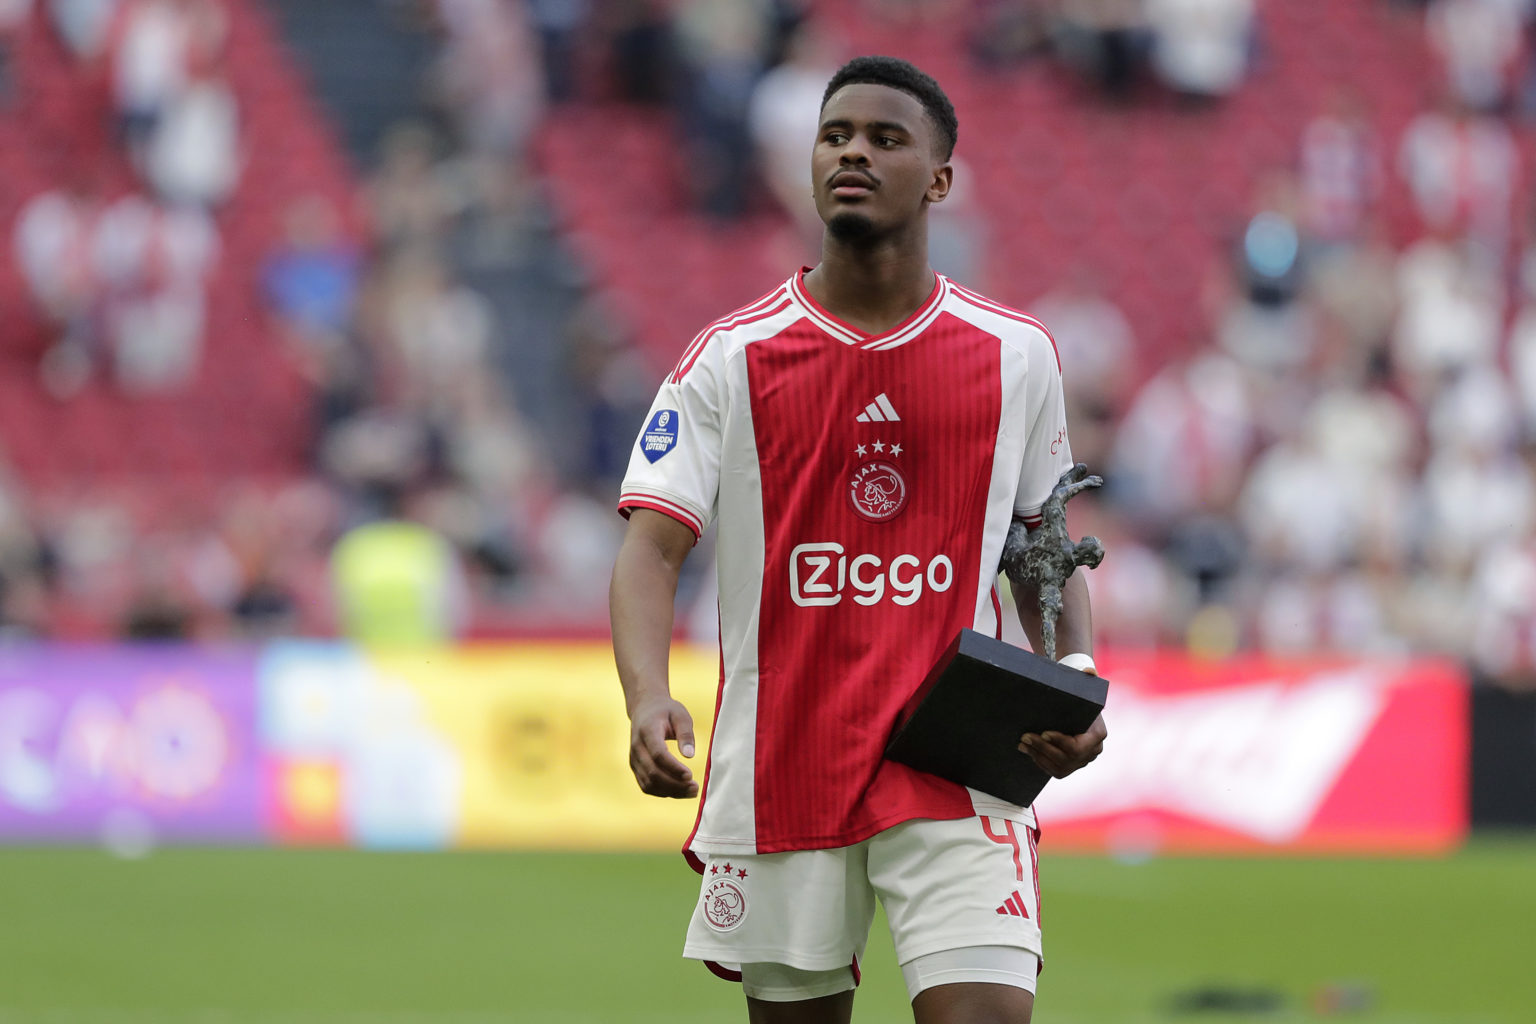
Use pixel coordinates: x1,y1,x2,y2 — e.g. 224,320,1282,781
13,172,107,395
1398,95,1517,263
1393,233,1504,402
93,194,219,393
1426,0,1529,112
749,22,841,251
1144,0,1254,100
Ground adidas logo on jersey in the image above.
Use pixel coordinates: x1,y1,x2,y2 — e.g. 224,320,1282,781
856,393,901,423
995,891,1031,919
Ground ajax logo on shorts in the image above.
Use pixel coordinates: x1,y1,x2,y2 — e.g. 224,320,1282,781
703,865,748,931
641,409,679,463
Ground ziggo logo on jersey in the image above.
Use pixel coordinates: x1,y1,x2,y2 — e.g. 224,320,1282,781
789,543,954,607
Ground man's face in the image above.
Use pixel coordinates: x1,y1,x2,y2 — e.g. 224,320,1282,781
811,83,951,242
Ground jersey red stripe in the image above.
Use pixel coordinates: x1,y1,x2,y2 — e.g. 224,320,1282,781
670,287,789,383
950,284,1062,372
617,494,704,538
672,297,792,384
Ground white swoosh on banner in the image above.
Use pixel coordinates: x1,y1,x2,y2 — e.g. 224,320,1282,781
1033,669,1389,843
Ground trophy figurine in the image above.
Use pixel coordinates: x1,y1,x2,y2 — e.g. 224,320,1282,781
885,464,1109,806
999,462,1105,662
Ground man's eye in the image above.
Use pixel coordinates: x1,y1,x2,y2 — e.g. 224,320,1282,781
878,136,899,147
826,132,848,144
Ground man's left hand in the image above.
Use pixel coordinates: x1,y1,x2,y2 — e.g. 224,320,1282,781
1019,712,1107,778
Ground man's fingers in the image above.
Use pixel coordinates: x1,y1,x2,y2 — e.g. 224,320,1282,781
671,708,696,760
641,722,694,782
1019,730,1100,778
630,740,698,798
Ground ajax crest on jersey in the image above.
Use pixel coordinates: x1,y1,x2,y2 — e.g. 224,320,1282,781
848,460,908,522
703,876,748,931
641,409,679,463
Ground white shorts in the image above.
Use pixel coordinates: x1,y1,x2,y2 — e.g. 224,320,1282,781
683,808,1043,1000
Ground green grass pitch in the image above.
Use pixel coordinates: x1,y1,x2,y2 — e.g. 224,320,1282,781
0,840,1531,1023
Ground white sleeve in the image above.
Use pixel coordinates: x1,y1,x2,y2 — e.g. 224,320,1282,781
1013,328,1074,523
616,333,725,540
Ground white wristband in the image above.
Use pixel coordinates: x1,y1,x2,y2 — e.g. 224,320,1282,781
1058,652,1097,676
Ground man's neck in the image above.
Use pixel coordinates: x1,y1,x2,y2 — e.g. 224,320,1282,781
802,232,935,336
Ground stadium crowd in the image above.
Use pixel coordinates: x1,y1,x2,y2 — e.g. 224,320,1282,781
1,0,1534,691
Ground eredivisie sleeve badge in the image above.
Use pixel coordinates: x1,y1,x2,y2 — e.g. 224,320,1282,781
641,409,680,463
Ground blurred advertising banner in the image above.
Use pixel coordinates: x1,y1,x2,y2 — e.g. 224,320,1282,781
0,647,264,843
1032,654,1470,854
0,645,1471,853
258,641,718,850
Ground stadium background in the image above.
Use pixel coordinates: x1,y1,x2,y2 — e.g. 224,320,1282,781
0,0,1534,1021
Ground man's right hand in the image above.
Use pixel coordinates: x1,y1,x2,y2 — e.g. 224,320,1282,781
628,695,698,798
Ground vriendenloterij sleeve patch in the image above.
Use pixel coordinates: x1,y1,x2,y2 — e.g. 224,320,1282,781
641,409,680,463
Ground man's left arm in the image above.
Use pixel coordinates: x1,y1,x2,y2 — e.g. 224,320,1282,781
1010,570,1107,778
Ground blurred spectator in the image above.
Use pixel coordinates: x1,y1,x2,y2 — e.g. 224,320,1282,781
1426,0,1527,112
928,154,988,288
1512,287,1536,439
262,194,362,361
1398,97,1517,260
0,470,50,641
1469,537,1536,679
433,0,545,160
13,173,111,396
95,195,218,393
112,0,223,154
1219,171,1312,373
1308,217,1399,371
1053,0,1149,101
564,295,655,487
1419,429,1534,568
1144,0,1254,101
1110,347,1254,535
367,123,454,255
48,0,120,60
330,486,468,647
1030,266,1137,467
1240,427,1364,575
121,590,192,639
748,21,838,246
143,57,241,207
1031,265,1138,404
379,247,494,415
967,0,1054,68
673,0,778,217
1299,87,1383,245
604,0,676,104
1393,235,1502,399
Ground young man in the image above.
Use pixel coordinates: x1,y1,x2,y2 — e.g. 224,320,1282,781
610,56,1107,1024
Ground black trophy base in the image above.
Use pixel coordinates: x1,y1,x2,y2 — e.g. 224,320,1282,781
884,629,1108,807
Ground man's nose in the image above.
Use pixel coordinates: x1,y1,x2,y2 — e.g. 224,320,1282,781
840,137,872,164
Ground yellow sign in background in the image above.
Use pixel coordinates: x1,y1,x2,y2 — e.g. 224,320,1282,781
369,643,720,850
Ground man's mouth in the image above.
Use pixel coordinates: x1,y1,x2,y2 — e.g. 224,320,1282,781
830,171,877,198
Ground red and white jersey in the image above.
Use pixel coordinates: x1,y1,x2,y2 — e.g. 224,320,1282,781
619,269,1073,859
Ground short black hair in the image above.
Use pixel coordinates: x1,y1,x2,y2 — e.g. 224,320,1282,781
820,56,958,161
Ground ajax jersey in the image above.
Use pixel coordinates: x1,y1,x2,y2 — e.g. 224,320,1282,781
619,270,1073,859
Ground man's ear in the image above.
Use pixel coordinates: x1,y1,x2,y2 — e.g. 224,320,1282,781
926,162,953,205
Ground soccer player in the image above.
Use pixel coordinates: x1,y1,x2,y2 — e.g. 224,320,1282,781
610,55,1107,1024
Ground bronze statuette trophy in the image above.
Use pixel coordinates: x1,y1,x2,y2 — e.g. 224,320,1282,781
885,464,1109,806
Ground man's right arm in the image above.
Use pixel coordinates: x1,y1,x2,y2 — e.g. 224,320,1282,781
610,509,701,799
